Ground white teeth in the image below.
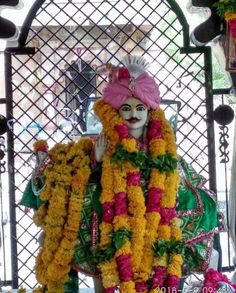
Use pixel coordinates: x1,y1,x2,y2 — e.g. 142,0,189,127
122,55,150,79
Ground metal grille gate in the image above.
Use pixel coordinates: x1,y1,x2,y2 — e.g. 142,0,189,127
1,0,217,289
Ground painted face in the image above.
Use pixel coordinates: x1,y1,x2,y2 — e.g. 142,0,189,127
118,97,148,130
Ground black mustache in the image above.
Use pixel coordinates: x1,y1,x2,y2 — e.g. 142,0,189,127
126,118,140,121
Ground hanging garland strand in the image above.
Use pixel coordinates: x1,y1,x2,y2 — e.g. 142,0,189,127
33,138,93,293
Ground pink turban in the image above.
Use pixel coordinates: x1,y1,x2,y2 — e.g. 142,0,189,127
103,67,161,109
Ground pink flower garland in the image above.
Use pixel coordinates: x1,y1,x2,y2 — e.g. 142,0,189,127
114,192,128,216
135,282,149,292
116,254,134,282
166,275,179,291
152,266,165,288
102,202,115,223
127,172,140,186
105,287,117,293
147,120,163,140
98,105,181,292
202,269,236,293
160,208,177,225
146,187,162,213
115,124,131,139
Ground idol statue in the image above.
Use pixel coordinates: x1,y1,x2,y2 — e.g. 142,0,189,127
20,55,222,293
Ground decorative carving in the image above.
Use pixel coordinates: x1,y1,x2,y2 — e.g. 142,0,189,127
219,125,230,163
214,104,234,163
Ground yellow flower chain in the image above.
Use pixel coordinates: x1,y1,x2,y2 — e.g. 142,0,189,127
95,100,136,292
33,138,93,293
151,109,182,286
138,108,169,283
94,99,182,292
125,162,146,278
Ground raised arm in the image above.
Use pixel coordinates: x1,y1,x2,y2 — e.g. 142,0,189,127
94,133,108,163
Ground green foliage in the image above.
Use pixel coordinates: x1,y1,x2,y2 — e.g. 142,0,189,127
213,0,236,18
111,144,148,170
152,239,184,257
111,144,178,180
152,239,205,270
92,228,131,264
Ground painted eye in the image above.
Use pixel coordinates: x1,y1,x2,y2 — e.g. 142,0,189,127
136,105,146,111
120,105,131,111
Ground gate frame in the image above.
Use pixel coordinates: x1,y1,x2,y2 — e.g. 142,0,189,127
3,0,218,288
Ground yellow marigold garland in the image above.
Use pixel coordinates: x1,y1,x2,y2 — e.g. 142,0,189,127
33,138,93,293
95,100,136,292
31,99,181,293
94,99,182,292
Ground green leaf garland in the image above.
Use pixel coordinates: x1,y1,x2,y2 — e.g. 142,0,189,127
111,144,178,177
91,227,132,264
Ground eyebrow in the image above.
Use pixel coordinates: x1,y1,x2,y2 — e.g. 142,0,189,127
120,104,145,108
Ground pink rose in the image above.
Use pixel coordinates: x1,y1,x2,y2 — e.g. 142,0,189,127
147,120,163,140
102,201,115,223
135,282,149,292
127,172,140,186
160,208,177,224
146,187,162,212
114,192,128,216
116,254,134,282
115,123,130,139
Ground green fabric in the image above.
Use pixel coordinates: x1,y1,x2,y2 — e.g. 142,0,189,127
178,185,198,210
73,183,101,275
64,270,79,292
178,188,218,232
19,179,43,210
177,157,219,274
177,158,218,231
199,189,218,230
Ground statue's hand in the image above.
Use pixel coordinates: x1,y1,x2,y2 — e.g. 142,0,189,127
94,133,108,162
38,231,45,247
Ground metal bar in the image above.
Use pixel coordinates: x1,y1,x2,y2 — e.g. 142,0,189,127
0,98,6,104
167,0,190,48
180,46,210,54
4,50,18,288
213,88,231,95
204,46,217,194
18,0,46,46
0,280,12,286
0,169,7,284
4,47,36,56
